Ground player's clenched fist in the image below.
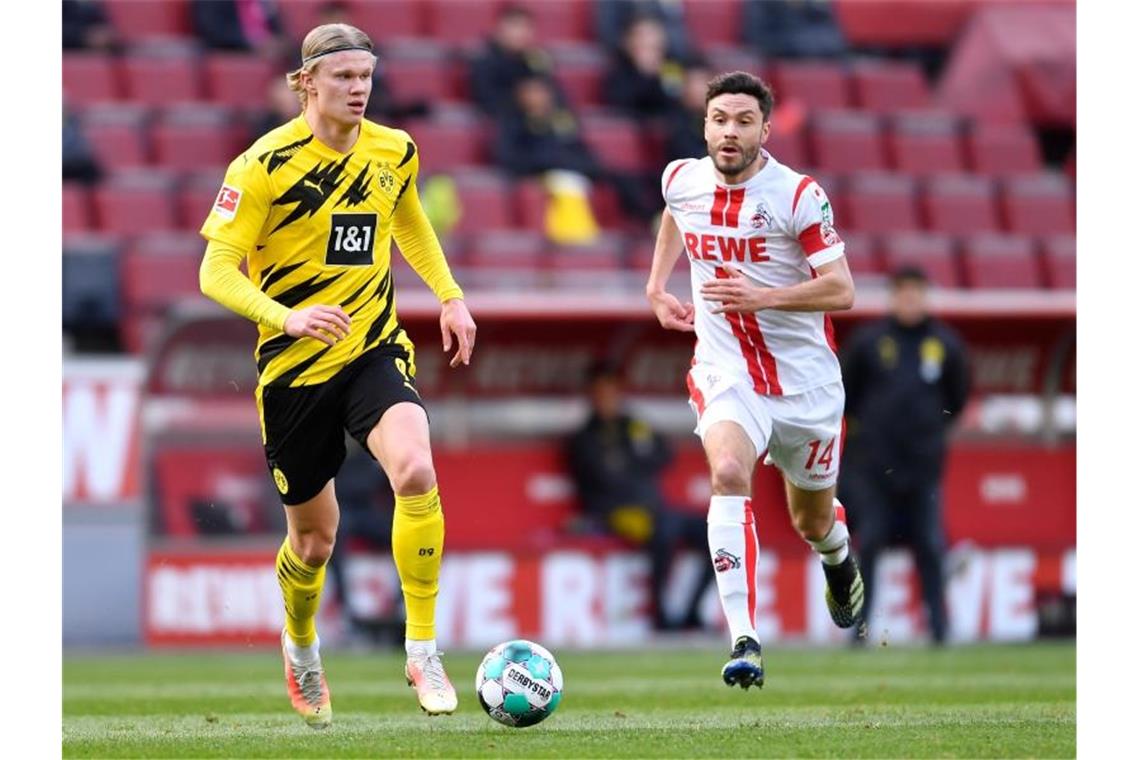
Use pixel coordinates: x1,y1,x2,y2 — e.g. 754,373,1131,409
648,290,696,332
284,304,352,346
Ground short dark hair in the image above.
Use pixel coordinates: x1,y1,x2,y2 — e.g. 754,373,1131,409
705,71,775,121
890,265,929,288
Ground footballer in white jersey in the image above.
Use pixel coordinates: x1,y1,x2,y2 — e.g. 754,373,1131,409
645,71,867,688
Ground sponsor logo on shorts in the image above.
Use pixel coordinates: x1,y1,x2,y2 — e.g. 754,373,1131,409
213,184,241,219
714,548,741,572
273,467,289,495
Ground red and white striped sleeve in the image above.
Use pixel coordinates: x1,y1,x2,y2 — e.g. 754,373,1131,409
790,175,845,269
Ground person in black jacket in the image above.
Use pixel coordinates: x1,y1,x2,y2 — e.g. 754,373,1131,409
603,13,685,117
566,361,713,631
469,4,564,116
191,0,288,58
664,61,713,162
839,266,971,644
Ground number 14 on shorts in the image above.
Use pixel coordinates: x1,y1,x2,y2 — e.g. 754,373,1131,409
805,437,836,471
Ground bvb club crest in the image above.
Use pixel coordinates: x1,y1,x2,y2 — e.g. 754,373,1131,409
749,201,773,229
377,163,397,195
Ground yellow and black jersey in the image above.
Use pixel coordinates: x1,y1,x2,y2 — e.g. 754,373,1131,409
199,115,463,389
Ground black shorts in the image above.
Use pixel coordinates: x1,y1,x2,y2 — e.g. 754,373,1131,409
260,343,424,505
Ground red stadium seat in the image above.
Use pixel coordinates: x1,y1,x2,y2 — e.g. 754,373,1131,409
880,232,960,288
178,169,229,230
682,0,743,50
764,127,807,170
960,233,1043,289
552,50,606,109
122,49,203,105
466,229,544,270
522,1,593,43
1000,174,1075,236
887,111,965,176
103,0,192,43
345,0,426,41
1041,235,1076,289
203,53,277,107
851,59,930,112
837,232,883,283
63,183,92,233
966,123,1043,177
581,114,651,172
381,43,462,102
452,170,513,234
152,105,248,172
425,1,503,46
843,173,921,235
121,233,204,312
83,104,151,168
809,110,887,173
922,174,1000,236
405,116,487,175
63,54,121,105
548,234,623,270
704,46,764,79
93,170,179,235
771,61,851,111
513,179,547,233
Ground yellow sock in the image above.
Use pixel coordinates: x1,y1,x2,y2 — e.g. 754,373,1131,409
276,538,325,647
392,485,445,640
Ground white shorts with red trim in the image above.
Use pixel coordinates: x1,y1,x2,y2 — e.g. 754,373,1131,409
688,369,845,491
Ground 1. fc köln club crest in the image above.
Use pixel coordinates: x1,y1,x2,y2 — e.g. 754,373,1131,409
749,201,773,229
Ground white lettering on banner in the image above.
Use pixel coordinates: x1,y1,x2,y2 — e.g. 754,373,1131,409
525,474,575,504
754,552,781,642
149,565,282,633
971,347,1039,392
464,555,516,646
980,474,1028,504
62,380,138,502
947,551,988,642
989,550,1037,641
345,556,400,619
1062,549,1076,595
602,554,650,644
434,560,462,646
542,552,599,645
867,553,917,642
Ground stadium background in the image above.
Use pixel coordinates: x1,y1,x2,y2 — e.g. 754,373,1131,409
61,0,1075,652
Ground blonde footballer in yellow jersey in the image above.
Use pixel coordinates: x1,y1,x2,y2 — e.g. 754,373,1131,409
199,23,474,726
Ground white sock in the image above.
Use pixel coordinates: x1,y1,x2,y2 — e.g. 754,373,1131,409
406,638,437,658
808,499,850,565
286,633,320,666
707,495,759,644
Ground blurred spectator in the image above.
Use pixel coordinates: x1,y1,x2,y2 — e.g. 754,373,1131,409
566,360,713,631
191,0,289,60
596,0,691,63
743,0,847,59
469,4,563,116
62,0,120,52
603,13,685,117
839,266,971,645
664,61,713,161
63,103,101,185
251,77,301,137
315,0,430,122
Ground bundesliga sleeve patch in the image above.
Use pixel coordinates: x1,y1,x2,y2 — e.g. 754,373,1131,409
213,184,242,220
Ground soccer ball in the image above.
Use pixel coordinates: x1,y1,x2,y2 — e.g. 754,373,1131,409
475,639,563,727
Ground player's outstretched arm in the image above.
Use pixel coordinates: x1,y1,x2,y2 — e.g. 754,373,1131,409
701,257,855,314
645,208,695,332
199,239,350,346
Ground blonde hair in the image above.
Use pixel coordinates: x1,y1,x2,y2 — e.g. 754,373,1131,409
286,23,375,110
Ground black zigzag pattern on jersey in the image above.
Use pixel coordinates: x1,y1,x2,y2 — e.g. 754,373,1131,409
336,162,373,208
391,175,412,213
259,261,306,293
396,141,416,169
340,271,379,310
256,332,297,375
268,344,333,388
273,271,345,308
362,270,398,348
270,154,353,234
258,135,314,175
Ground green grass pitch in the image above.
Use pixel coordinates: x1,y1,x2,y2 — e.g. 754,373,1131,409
63,641,1074,758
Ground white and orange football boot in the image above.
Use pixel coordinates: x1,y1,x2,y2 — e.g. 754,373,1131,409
281,630,332,729
405,645,458,715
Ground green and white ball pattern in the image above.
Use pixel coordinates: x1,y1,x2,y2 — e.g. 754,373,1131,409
475,639,563,727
